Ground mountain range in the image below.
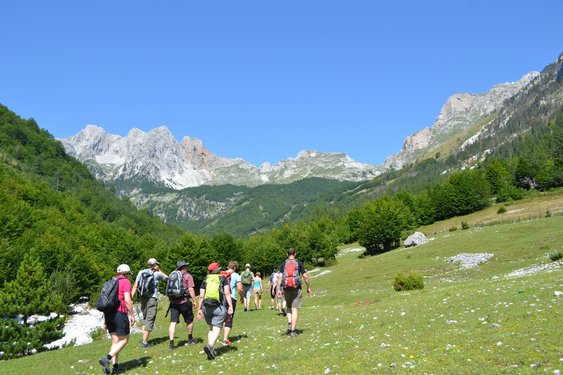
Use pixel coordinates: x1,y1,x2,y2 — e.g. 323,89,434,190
59,53,563,235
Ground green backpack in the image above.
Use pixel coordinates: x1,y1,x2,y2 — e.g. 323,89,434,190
203,274,222,307
241,270,253,285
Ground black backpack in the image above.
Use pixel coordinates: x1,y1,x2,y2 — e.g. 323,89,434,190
96,277,120,312
166,270,187,299
136,270,156,298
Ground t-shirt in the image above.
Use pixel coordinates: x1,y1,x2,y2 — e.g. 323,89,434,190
278,259,307,290
200,274,230,305
134,269,166,299
116,275,131,313
230,272,241,301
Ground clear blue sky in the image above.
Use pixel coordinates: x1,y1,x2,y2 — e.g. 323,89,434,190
1,1,561,166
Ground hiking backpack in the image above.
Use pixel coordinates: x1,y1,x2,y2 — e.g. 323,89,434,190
282,259,301,289
96,277,120,312
241,270,252,285
136,269,156,298
165,270,187,299
203,274,223,307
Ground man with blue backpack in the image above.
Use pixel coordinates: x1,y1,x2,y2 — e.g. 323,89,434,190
131,258,168,348
277,248,311,337
166,260,198,349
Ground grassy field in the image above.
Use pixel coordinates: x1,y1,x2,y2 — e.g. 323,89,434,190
1,214,561,373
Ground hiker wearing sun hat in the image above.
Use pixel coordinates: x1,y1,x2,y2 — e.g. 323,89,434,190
98,264,135,374
167,260,198,349
197,262,233,360
131,258,168,348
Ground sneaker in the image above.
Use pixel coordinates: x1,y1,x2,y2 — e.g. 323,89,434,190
98,356,111,374
222,339,233,345
282,309,287,316
141,341,152,348
289,330,299,337
204,345,216,360
169,343,175,350
111,366,125,374
186,338,198,346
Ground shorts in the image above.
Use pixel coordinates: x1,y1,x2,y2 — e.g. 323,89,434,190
253,289,262,297
224,299,237,329
170,301,194,324
243,285,252,300
105,311,130,337
140,297,158,331
270,288,276,299
202,304,227,327
284,288,303,310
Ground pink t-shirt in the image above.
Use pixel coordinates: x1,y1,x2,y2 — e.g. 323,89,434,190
116,275,131,313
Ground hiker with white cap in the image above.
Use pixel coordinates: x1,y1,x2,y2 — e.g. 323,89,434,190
131,258,168,348
240,263,254,312
98,264,135,374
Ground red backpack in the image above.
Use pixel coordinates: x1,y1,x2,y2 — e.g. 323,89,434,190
283,259,301,288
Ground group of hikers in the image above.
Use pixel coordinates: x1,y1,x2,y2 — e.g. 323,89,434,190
97,248,311,374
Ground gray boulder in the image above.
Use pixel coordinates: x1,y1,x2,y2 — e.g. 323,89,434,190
404,232,428,247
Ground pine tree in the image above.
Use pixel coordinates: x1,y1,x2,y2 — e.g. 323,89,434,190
0,254,66,359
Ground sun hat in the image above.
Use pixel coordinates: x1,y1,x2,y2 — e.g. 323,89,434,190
176,260,189,270
148,258,159,265
208,262,220,271
117,264,131,274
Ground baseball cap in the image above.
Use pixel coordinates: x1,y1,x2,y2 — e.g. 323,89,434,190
208,262,220,271
147,258,159,265
116,264,131,274
245,263,251,268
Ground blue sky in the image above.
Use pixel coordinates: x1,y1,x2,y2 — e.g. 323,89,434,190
1,1,561,167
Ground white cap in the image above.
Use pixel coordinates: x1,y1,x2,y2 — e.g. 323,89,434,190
117,264,131,274
147,258,159,265
245,263,251,268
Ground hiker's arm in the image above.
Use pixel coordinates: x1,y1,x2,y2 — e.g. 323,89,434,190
131,280,138,299
124,292,135,326
196,288,205,319
236,281,244,299
302,273,312,295
188,287,197,307
155,266,168,280
224,284,233,314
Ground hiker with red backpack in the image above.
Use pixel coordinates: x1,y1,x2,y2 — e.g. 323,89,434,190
197,262,233,360
277,248,311,337
98,264,135,374
131,258,168,348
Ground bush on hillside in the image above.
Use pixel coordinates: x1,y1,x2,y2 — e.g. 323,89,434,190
393,272,424,291
497,206,507,214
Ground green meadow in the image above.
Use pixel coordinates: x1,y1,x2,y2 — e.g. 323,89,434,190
1,215,561,374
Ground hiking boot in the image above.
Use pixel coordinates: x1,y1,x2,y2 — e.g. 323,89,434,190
141,341,152,348
186,338,198,346
111,365,125,374
169,342,175,350
204,345,216,360
222,339,233,345
98,356,111,374
289,330,299,337
282,309,287,316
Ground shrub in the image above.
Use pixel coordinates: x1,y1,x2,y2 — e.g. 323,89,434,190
548,251,562,262
545,209,552,217
461,221,470,230
393,272,424,291
497,206,507,214
448,226,458,232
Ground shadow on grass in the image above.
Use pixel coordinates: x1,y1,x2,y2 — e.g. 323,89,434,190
228,333,248,342
279,328,307,337
215,345,238,357
147,336,169,346
119,356,151,371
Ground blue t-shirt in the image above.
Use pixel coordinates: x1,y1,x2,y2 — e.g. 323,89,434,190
230,272,241,301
